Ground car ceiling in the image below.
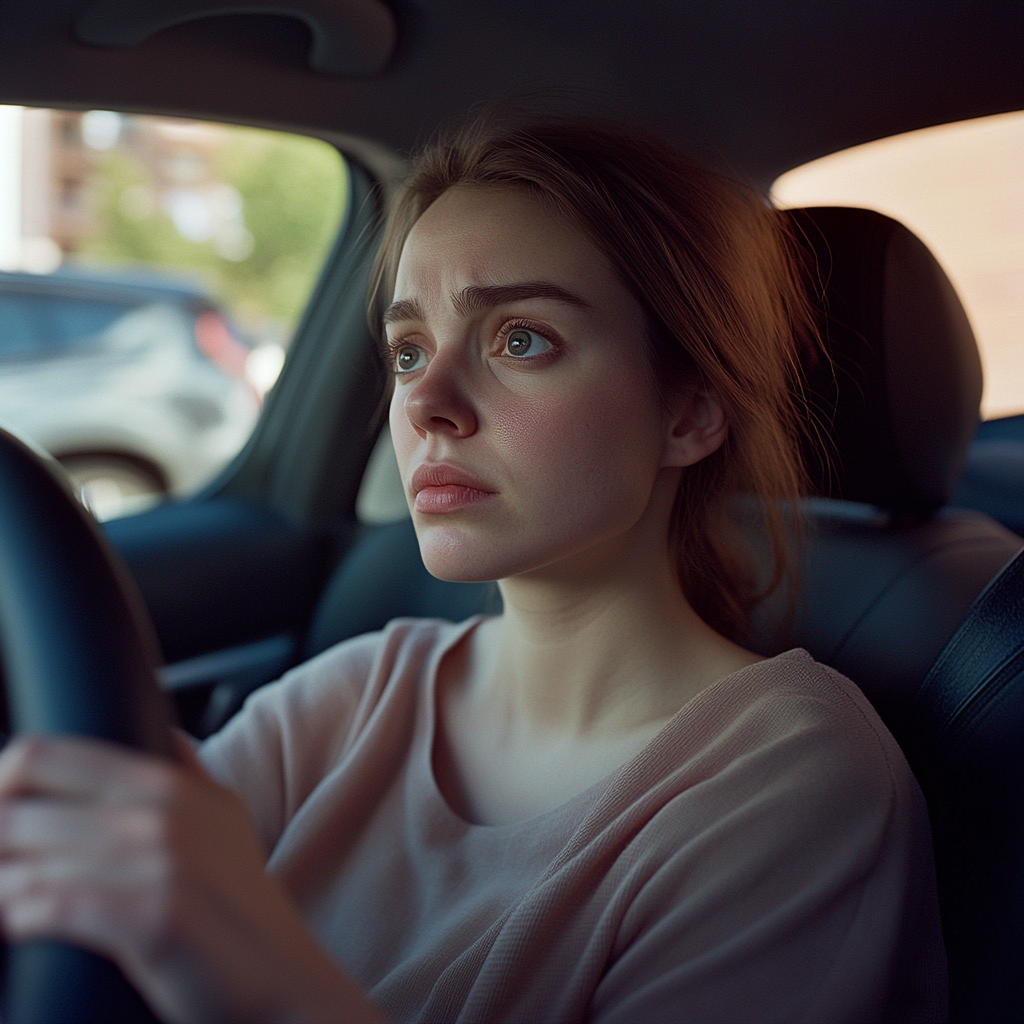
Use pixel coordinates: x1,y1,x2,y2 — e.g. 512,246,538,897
1,0,1022,183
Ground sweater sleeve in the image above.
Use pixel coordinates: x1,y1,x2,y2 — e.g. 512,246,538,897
588,676,947,1024
199,629,386,856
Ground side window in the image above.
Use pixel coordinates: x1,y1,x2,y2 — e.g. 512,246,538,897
772,110,1024,421
0,106,348,519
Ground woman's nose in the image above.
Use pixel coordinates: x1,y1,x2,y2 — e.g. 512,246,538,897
403,354,479,440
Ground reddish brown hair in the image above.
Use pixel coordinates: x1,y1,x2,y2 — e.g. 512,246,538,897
370,117,814,641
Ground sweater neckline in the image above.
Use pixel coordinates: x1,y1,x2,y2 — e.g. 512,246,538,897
415,616,813,832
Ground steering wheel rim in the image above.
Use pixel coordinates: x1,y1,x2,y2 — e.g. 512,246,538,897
0,426,173,1023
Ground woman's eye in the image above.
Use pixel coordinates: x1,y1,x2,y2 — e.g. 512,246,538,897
503,328,552,358
394,345,426,373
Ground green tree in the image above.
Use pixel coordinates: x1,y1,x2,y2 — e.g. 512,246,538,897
76,121,348,344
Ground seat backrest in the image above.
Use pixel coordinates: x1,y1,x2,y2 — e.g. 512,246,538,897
741,208,1022,724
301,518,499,661
744,499,1019,733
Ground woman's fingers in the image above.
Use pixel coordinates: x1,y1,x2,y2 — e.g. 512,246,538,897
0,852,171,953
0,733,370,1023
0,735,174,803
0,799,164,854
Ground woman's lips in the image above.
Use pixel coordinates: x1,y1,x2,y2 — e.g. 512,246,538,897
415,485,494,514
412,463,495,515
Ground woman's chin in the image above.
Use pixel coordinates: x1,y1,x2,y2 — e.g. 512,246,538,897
416,524,524,584
419,547,508,584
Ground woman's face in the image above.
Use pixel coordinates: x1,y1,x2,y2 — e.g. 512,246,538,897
387,185,699,584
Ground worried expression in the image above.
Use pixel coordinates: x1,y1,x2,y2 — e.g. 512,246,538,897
386,185,722,584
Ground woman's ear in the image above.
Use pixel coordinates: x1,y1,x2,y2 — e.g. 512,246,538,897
661,385,729,469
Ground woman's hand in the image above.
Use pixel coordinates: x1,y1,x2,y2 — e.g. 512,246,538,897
0,733,383,1024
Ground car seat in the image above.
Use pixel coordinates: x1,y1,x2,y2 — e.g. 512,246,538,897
299,207,1023,1023
758,208,1023,1023
742,208,1021,727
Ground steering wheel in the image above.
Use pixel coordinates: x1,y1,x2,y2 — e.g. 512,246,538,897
0,427,173,1024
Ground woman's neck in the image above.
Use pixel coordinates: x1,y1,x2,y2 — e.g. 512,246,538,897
435,538,762,827
480,523,761,738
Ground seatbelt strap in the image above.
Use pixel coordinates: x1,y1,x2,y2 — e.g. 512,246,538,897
911,546,1024,747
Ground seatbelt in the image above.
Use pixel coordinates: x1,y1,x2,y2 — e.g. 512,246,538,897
910,546,1024,748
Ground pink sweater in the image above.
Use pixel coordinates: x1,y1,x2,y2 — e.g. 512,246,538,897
201,617,947,1023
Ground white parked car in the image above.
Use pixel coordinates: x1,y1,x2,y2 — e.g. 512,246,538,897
0,267,260,518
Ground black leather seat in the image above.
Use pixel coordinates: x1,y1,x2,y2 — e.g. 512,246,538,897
757,208,1024,1023
301,518,499,661
301,206,1023,1022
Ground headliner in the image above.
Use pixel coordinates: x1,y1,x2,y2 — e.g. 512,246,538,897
1,0,1022,182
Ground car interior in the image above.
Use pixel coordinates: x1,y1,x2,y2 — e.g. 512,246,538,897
0,1,1022,1021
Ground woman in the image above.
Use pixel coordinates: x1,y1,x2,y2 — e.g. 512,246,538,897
0,119,946,1022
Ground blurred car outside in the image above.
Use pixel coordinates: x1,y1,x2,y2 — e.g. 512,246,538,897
0,265,272,519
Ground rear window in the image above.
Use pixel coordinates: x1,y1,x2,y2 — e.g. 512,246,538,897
0,289,137,358
45,294,134,344
772,110,1024,420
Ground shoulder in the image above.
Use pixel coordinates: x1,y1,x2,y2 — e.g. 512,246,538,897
682,649,911,796
604,649,925,897
752,650,918,812
216,616,470,741
267,615,467,719
589,653,943,1022
200,617,477,845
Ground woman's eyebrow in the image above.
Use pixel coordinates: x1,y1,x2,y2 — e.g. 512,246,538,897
382,282,591,328
382,298,425,327
453,282,591,315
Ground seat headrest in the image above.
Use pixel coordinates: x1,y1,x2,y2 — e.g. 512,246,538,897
785,207,983,515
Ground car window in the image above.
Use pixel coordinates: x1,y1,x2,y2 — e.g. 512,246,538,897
772,110,1024,421
0,105,348,519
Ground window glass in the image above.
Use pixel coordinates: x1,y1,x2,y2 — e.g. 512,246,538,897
771,111,1024,420
0,106,348,518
